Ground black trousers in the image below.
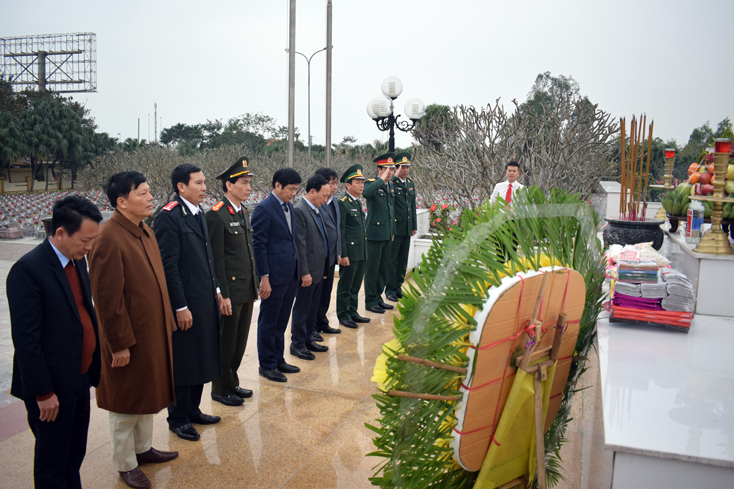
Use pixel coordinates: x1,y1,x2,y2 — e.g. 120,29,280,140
291,278,325,349
315,264,336,331
167,384,204,428
257,277,298,370
24,372,90,489
212,301,254,396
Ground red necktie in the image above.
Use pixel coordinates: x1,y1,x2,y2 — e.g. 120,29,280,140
64,262,96,375
505,183,512,203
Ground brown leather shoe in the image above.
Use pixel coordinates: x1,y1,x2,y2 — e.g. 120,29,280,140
119,467,151,489
136,447,179,465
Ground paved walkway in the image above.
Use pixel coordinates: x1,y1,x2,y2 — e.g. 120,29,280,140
0,238,612,488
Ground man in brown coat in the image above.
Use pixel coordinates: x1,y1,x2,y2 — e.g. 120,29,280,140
88,171,179,489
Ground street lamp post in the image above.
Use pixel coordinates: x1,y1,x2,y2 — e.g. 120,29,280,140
286,47,326,158
367,77,425,152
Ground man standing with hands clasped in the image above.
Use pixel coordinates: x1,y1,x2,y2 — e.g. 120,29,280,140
251,168,302,383
363,153,396,314
206,157,259,406
8,195,103,489
290,174,331,360
336,165,370,329
154,164,222,442
88,171,178,489
489,161,524,205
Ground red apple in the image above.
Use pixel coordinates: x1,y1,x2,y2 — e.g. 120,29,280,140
702,184,714,196
698,172,712,186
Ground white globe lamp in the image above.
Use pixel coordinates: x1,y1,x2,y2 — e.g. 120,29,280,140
381,76,403,99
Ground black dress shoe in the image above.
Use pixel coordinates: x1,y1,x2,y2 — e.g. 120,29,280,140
306,340,329,353
317,325,341,334
190,413,221,425
386,294,400,302
311,332,324,342
290,345,316,360
396,290,403,299
211,393,244,406
119,467,151,489
367,305,385,314
169,423,200,441
351,315,371,323
339,318,358,329
379,302,394,310
234,387,253,399
277,362,301,374
136,447,179,465
259,367,287,382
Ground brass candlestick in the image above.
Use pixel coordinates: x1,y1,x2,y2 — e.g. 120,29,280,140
650,153,676,221
693,151,734,255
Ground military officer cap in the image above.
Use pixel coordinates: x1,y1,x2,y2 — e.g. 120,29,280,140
394,152,411,167
341,164,366,183
373,152,396,168
216,156,253,180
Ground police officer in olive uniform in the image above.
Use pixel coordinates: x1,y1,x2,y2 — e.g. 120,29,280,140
386,152,417,301
335,165,371,329
362,153,396,314
205,157,259,406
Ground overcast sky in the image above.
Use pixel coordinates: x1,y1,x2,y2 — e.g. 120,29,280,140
2,0,733,151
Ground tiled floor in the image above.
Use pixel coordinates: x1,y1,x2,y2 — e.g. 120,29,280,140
0,237,612,488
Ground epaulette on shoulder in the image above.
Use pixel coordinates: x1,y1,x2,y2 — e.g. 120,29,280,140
340,195,348,202
211,201,225,212
407,177,414,182
368,178,376,182
162,201,179,212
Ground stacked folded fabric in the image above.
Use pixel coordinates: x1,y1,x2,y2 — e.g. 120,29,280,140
610,260,695,333
640,282,668,299
612,293,663,310
661,269,697,313
614,282,641,297
617,260,660,283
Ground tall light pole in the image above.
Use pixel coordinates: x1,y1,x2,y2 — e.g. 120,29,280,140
325,0,333,167
368,77,425,152
286,47,326,158
287,0,296,166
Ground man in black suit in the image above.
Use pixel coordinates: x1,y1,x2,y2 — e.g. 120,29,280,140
7,195,103,489
313,168,342,337
290,174,332,360
154,164,222,441
251,168,302,383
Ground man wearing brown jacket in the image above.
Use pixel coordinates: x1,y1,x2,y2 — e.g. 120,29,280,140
88,171,179,489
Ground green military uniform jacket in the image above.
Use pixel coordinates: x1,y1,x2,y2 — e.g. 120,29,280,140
391,176,417,236
338,192,367,261
205,199,259,304
363,177,395,241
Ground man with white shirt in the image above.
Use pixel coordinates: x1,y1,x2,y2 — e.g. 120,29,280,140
154,164,223,441
489,161,524,205
206,157,259,406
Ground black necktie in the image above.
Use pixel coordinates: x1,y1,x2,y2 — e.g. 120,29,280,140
282,203,289,213
194,211,203,231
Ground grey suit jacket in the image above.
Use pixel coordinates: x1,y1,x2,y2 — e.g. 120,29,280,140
321,197,341,266
293,198,327,284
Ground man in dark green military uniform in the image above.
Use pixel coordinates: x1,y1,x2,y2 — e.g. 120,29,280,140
362,153,396,314
206,156,259,406
335,165,371,329
386,152,417,301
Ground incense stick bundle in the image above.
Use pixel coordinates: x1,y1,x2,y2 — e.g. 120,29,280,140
620,118,626,218
618,114,654,220
642,120,654,217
